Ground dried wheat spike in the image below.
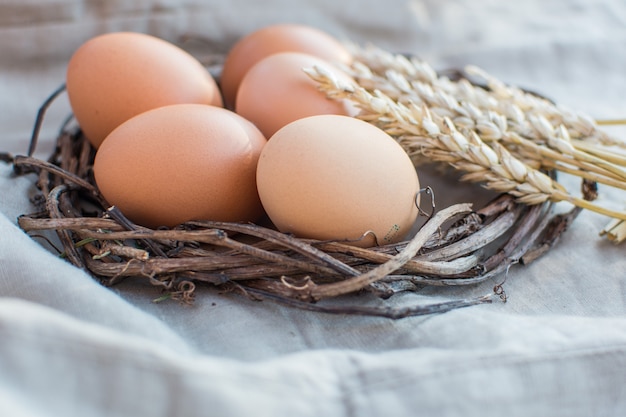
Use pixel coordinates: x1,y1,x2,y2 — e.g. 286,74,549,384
342,46,626,194
305,64,626,224
348,44,626,149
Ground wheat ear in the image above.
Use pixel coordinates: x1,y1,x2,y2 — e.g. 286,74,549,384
349,44,626,149
341,46,626,193
305,65,626,224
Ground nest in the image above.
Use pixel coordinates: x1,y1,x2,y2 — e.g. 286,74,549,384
6,80,595,320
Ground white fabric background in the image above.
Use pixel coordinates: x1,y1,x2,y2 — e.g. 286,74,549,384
1,1,626,416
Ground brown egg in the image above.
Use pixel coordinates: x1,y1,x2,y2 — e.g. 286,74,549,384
94,104,265,229
66,32,223,148
235,52,357,139
221,23,352,108
256,115,420,248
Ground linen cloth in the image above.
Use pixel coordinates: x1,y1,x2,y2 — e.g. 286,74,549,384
1,1,626,416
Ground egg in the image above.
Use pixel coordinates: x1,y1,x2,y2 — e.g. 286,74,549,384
256,115,420,247
235,52,358,139
66,32,223,148
221,23,352,108
93,104,265,229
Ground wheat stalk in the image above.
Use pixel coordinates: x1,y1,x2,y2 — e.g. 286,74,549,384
601,218,626,243
305,64,626,227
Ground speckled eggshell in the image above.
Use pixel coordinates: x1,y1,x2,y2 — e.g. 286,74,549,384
235,52,358,139
256,114,420,248
93,104,265,229
66,32,223,148
220,23,352,108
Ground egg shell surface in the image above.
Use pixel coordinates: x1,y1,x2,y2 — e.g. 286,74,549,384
221,23,352,108
93,104,265,229
66,32,222,148
256,114,420,247
235,52,357,139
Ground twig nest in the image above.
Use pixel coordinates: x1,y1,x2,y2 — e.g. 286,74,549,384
8,33,599,318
